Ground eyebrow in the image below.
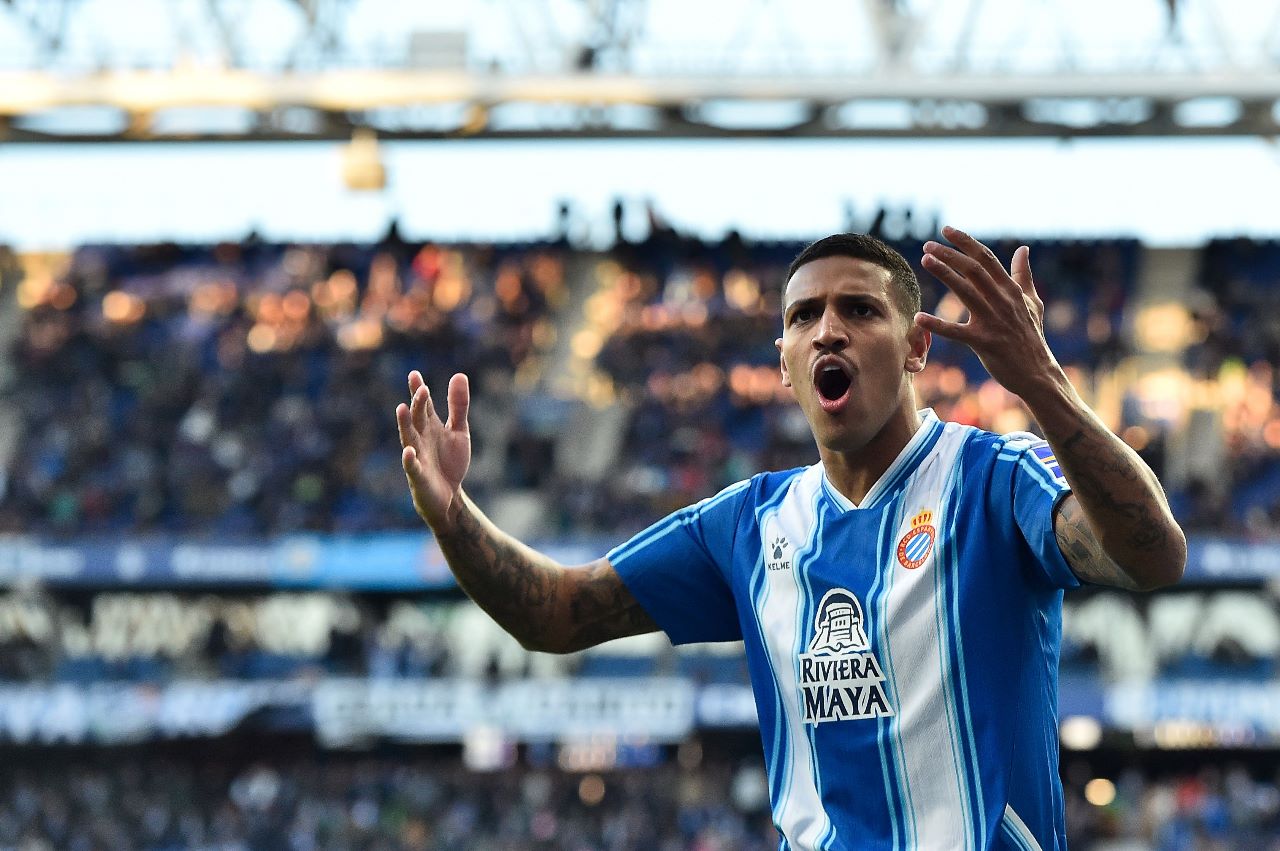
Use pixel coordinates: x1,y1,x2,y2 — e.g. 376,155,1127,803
783,292,887,321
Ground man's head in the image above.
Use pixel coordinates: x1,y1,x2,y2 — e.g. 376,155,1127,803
777,234,930,455
786,234,922,321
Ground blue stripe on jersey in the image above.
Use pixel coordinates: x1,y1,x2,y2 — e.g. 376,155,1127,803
778,481,829,839
608,479,751,566
748,553,788,811
793,495,836,849
874,492,917,848
947,452,988,846
1000,817,1035,851
1001,806,1044,851
934,441,989,848
930,457,975,848
866,504,904,850
748,477,803,827
1017,457,1062,499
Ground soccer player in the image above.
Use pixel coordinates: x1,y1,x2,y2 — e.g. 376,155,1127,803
395,227,1185,850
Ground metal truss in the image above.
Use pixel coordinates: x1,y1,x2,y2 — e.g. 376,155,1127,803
1,0,1279,141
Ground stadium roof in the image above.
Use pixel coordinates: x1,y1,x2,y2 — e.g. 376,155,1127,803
2,0,1280,142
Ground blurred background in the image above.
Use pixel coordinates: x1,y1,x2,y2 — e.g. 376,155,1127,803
2,1,1280,849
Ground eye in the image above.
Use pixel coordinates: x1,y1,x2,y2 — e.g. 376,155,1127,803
790,307,816,325
851,303,874,318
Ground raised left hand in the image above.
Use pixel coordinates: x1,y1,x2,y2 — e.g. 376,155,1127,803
916,226,1065,400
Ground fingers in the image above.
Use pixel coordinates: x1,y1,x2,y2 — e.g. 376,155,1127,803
401,444,422,478
409,380,440,434
940,225,1012,288
920,246,990,309
445,373,470,434
914,311,975,344
407,370,429,433
395,402,418,450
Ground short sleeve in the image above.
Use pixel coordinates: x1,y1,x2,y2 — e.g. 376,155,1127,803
1001,434,1080,590
606,479,751,645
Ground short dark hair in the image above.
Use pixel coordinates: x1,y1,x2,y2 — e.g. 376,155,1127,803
786,233,921,321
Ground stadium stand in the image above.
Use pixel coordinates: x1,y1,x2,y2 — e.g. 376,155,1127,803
1,230,1279,851
0,753,1276,850
1,240,566,536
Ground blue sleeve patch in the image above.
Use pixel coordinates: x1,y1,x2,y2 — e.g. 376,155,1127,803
1029,441,1066,483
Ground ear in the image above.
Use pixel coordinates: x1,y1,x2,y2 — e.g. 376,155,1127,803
776,337,791,387
905,320,930,374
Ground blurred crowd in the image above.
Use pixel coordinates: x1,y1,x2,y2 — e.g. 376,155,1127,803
0,228,1277,538
0,238,563,536
0,757,778,851
1176,238,1280,534
1066,764,1280,851
0,752,1275,851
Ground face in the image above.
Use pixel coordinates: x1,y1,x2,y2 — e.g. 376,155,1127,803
776,256,929,454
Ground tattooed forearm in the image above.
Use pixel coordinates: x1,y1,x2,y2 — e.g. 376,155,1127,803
433,492,656,652
1051,426,1171,554
435,502,563,649
1023,377,1186,590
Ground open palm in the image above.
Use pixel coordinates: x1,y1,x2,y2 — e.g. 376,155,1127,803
396,371,471,530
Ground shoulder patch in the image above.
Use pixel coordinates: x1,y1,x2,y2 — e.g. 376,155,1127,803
1028,440,1066,483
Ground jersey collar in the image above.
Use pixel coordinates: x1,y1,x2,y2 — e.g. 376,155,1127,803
820,408,944,513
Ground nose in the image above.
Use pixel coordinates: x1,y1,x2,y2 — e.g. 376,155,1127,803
812,307,848,351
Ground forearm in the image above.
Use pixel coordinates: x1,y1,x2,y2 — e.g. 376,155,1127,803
430,490,569,651
1022,371,1186,589
431,491,656,652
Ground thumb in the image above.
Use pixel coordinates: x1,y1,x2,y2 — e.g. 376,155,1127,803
915,311,973,342
1011,245,1035,293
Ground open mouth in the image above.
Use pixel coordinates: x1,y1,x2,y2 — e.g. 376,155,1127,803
813,358,853,412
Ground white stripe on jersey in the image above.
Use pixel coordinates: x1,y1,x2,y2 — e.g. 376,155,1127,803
758,466,834,849
1001,804,1044,851
876,423,977,849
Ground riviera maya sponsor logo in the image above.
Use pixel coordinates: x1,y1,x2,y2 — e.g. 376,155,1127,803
896,509,936,570
799,588,893,725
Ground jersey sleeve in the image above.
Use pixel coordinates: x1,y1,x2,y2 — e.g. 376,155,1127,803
605,479,751,645
999,434,1080,590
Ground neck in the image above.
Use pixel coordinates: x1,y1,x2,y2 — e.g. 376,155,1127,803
820,403,924,506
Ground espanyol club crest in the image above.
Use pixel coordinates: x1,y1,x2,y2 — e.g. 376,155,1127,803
896,509,936,570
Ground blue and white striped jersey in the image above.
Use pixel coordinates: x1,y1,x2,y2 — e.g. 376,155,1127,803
608,409,1078,851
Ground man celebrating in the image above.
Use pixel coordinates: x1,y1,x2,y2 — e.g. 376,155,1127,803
396,228,1185,850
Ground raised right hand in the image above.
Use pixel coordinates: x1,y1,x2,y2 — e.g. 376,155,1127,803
396,371,471,532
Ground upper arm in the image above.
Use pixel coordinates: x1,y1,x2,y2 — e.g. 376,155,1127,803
998,435,1082,590
555,558,660,653
601,480,751,646
1052,493,1142,591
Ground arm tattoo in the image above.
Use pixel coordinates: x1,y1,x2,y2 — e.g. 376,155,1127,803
435,500,656,652
563,561,659,653
1051,424,1171,556
435,504,563,650
1053,495,1141,591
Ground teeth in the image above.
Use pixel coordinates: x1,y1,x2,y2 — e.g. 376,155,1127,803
823,366,841,373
